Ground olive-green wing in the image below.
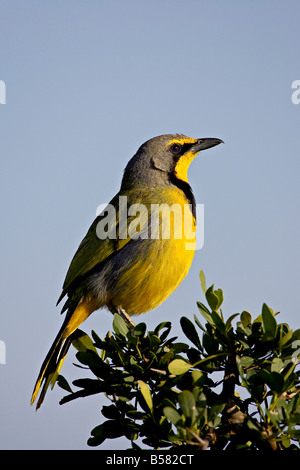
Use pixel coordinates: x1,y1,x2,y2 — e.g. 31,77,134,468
57,190,149,303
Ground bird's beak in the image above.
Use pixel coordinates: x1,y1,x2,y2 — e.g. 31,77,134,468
192,137,224,154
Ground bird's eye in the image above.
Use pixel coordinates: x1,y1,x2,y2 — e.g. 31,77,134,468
169,143,182,155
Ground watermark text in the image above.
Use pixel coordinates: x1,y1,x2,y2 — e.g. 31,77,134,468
96,197,204,250
0,80,6,104
291,80,300,105
0,340,6,364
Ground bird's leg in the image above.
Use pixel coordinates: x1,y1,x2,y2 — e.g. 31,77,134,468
109,306,136,330
117,307,136,330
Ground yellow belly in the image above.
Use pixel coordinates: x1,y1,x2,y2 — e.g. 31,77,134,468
111,188,196,315
117,238,195,314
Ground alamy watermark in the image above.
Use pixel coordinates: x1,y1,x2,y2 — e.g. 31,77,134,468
0,80,8,364
0,340,6,364
0,80,6,104
291,80,300,105
96,196,204,250
291,340,300,364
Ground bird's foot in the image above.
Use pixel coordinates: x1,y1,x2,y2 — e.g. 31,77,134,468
116,307,136,330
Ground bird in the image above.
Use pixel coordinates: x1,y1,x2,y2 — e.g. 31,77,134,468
31,133,223,409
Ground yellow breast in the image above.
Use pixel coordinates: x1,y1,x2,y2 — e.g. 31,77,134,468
112,187,196,314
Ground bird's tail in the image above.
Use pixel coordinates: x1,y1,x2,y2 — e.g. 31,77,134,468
31,297,96,410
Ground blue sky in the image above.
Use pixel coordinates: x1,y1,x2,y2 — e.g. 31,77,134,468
1,1,299,449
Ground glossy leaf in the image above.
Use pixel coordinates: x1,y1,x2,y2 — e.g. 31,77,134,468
206,285,221,311
132,322,146,337
113,313,130,337
180,316,201,349
199,270,207,294
240,311,252,328
57,375,73,393
72,329,98,354
163,406,182,425
168,358,191,375
178,390,197,422
262,303,277,339
138,380,153,413
58,272,300,451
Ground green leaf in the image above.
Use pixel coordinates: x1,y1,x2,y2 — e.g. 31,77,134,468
178,390,197,422
210,311,226,332
162,397,177,409
192,352,227,369
268,372,284,394
138,380,153,413
225,313,239,332
57,375,73,393
163,406,182,425
133,322,146,337
199,270,207,294
180,316,201,349
172,342,190,353
208,402,226,427
239,356,254,368
193,313,206,332
205,285,222,310
88,420,125,446
154,321,172,338
194,390,206,409
246,418,261,432
197,302,215,326
241,311,252,328
191,369,206,387
168,358,191,375
292,329,300,340
113,313,130,337
196,301,210,315
123,374,135,383
202,333,219,355
101,404,120,420
215,288,224,309
148,333,161,347
271,357,284,373
260,370,284,394
262,303,277,339
278,325,293,348
236,356,247,381
71,329,98,354
197,302,225,332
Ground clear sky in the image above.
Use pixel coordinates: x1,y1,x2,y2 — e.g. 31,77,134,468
1,1,299,449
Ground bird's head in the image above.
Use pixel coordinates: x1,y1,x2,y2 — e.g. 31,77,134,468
122,134,223,188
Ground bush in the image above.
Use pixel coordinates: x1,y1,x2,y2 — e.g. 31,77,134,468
58,271,300,450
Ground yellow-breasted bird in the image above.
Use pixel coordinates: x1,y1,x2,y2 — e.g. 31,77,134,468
31,133,223,409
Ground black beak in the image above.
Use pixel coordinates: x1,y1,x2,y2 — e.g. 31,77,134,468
192,137,224,153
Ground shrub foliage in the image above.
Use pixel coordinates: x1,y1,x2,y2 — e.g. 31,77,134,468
58,272,300,450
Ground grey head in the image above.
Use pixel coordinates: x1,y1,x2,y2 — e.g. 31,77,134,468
121,133,223,190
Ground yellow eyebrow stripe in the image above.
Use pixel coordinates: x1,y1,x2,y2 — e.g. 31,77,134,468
168,137,198,146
